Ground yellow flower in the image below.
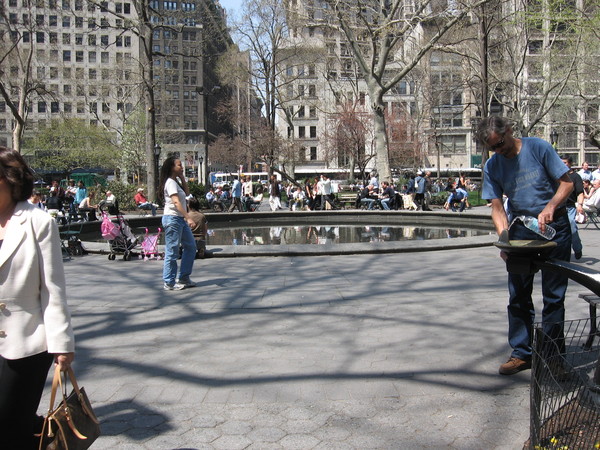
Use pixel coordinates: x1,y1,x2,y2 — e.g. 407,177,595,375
550,437,558,445
594,442,599,449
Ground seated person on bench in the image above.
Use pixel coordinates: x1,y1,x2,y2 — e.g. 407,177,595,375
134,188,157,216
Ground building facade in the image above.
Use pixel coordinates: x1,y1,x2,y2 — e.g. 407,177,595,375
0,0,234,182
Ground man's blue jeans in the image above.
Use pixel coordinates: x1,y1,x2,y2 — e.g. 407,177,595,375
381,198,391,210
162,215,196,285
507,214,571,360
360,198,375,210
566,206,582,255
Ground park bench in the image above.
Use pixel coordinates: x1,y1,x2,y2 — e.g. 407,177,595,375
336,193,358,209
578,293,600,349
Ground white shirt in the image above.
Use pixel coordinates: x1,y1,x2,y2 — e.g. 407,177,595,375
163,178,187,216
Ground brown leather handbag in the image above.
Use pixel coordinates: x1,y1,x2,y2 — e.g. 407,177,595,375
38,365,101,450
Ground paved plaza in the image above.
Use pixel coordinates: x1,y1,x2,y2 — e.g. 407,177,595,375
42,211,599,449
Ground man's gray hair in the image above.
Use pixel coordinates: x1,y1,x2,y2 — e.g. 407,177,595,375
476,116,512,145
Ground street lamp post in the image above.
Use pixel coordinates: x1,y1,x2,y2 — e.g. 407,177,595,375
154,144,161,195
198,156,203,185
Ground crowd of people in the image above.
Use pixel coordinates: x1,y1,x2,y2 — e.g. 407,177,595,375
203,171,482,213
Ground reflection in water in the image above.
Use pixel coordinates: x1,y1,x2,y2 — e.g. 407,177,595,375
83,225,488,246
206,225,486,246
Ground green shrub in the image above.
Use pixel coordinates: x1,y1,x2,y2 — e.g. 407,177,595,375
106,181,139,211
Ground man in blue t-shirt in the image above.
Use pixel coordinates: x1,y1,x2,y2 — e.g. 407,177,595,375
478,116,573,376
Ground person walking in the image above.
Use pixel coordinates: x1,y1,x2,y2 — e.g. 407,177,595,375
268,175,282,211
478,116,573,376
228,176,243,212
414,171,426,210
560,155,584,259
158,156,197,291
0,146,75,449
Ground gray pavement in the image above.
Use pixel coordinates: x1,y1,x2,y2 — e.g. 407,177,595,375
42,210,600,449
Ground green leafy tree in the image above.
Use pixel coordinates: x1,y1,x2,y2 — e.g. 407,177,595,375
26,119,119,173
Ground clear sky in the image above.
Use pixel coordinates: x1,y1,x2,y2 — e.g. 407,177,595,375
218,0,241,17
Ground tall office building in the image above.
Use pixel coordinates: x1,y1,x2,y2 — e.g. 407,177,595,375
0,0,234,180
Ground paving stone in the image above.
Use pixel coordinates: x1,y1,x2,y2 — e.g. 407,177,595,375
41,213,600,449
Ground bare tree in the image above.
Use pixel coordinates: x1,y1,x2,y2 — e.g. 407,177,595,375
317,0,491,181
0,2,54,152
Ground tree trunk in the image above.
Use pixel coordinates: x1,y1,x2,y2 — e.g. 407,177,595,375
372,101,391,182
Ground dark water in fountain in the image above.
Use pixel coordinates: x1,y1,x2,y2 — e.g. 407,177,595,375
83,224,490,246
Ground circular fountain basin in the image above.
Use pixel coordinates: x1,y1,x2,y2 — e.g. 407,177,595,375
74,209,497,257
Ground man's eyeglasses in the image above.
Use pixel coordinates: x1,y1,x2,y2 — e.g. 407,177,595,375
489,136,505,151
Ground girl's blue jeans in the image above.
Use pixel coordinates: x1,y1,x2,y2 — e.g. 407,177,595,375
162,215,196,285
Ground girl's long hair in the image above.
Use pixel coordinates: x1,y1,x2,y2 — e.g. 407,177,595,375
157,155,179,200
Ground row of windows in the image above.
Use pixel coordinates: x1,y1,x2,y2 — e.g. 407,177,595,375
10,14,130,29
290,105,318,119
7,0,132,14
33,101,132,114
149,1,196,12
154,60,199,70
286,84,317,98
154,75,198,85
153,30,199,41
288,126,318,139
285,64,317,78
15,30,133,48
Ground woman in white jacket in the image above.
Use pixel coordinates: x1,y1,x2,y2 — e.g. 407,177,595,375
0,146,75,449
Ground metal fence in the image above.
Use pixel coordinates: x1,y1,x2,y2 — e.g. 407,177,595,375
528,319,600,449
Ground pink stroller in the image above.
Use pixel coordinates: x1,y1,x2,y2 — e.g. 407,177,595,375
140,228,163,260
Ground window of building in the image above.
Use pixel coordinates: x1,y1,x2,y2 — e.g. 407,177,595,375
64,102,72,113
308,85,316,97
62,16,70,27
36,14,44,26
76,51,83,62
297,106,305,118
100,18,109,28
310,126,316,138
298,126,305,138
50,67,58,78
62,33,70,44
37,67,45,78
88,68,96,79
63,85,71,95
36,32,45,43
62,50,71,62
49,15,57,26
298,85,305,97
88,51,96,63
75,16,83,27
102,102,109,113
74,0,82,10
51,102,59,113
310,147,317,161
38,102,46,113
309,106,316,118
76,102,84,113
101,52,109,63
101,35,109,46
88,18,96,29
62,0,70,9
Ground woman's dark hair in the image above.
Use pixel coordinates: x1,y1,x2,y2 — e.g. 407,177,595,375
157,155,179,200
188,196,200,211
0,146,35,202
